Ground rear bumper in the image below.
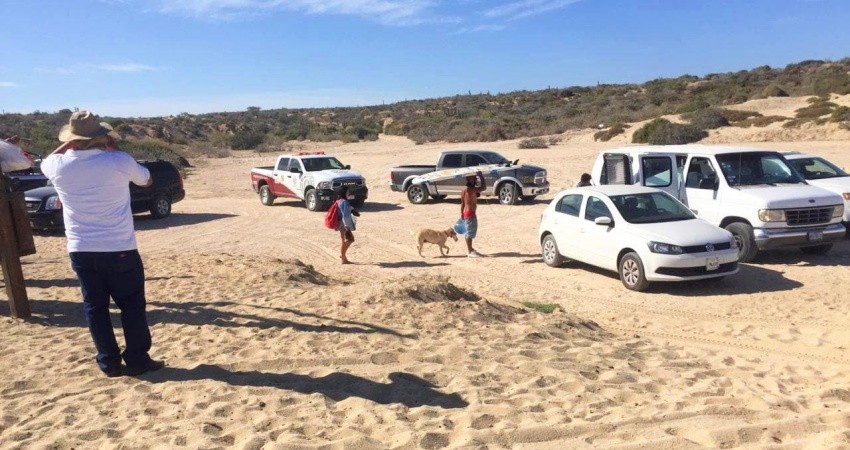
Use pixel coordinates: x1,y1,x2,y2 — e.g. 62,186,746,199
754,223,846,250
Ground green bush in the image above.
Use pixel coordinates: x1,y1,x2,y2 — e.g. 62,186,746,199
719,109,762,123
594,123,627,141
687,108,730,130
518,137,548,149
733,115,788,127
795,101,837,119
813,72,850,96
762,84,788,97
120,139,190,169
632,118,707,145
830,106,850,123
230,130,265,150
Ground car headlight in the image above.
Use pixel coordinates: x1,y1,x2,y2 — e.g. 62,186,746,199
757,209,785,222
648,241,683,255
534,171,547,184
45,196,62,210
317,181,331,190
834,204,845,218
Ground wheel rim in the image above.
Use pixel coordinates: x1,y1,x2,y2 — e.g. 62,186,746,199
261,188,269,202
732,233,745,255
622,259,639,286
307,193,316,209
156,198,169,215
410,187,423,202
499,185,512,203
542,239,556,263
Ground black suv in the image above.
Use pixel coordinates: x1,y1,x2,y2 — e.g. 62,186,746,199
25,160,185,230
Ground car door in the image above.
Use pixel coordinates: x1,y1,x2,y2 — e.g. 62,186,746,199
282,158,303,198
271,157,295,197
434,153,466,194
550,194,584,259
639,155,679,198
682,156,722,224
579,195,620,270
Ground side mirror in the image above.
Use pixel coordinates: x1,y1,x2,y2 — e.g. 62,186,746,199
344,164,351,170
698,176,718,190
594,216,612,226
290,167,301,174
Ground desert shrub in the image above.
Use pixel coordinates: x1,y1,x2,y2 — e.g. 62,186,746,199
830,105,850,123
762,84,788,97
795,101,837,119
518,137,548,149
547,135,563,145
522,302,559,314
594,123,627,141
115,123,132,132
734,115,788,127
813,72,850,96
676,98,710,114
632,118,707,145
687,108,730,130
719,109,762,123
230,129,265,150
782,118,809,128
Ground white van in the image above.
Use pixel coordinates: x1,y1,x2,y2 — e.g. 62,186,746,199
590,145,846,262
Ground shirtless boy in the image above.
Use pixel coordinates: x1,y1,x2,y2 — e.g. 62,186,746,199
460,171,486,257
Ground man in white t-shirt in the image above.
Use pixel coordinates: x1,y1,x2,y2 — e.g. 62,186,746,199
41,111,164,377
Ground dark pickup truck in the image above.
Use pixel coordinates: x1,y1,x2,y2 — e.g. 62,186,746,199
390,150,549,205
24,160,185,230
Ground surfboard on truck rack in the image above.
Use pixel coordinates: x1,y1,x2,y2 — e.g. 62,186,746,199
410,164,513,184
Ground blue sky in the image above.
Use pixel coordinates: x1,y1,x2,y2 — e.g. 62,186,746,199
1,0,849,117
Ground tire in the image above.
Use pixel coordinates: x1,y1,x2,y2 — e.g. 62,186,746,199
619,252,650,291
349,197,365,208
497,182,518,205
520,195,537,202
431,194,447,201
259,185,275,206
724,222,758,263
305,189,322,211
801,243,833,255
541,234,564,267
406,184,429,204
149,193,172,219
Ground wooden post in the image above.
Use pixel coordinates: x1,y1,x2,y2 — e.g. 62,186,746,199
0,175,32,318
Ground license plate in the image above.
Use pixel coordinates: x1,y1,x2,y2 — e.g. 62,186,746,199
706,257,720,271
807,230,824,242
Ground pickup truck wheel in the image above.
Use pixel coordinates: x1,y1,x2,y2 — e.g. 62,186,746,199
801,243,833,255
724,222,758,263
498,182,518,205
431,194,447,201
407,184,429,204
541,234,564,267
149,194,172,219
305,189,322,211
619,252,650,291
259,185,275,206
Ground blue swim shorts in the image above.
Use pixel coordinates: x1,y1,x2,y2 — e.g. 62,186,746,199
463,216,478,239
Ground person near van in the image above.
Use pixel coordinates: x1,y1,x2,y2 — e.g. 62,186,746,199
576,173,593,187
40,111,164,378
336,185,359,264
461,171,486,257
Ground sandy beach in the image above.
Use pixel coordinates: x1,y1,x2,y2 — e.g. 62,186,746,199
2,96,850,449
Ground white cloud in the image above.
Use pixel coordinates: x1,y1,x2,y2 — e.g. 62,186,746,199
156,0,439,25
0,81,21,88
484,0,582,21
453,24,506,34
96,63,162,73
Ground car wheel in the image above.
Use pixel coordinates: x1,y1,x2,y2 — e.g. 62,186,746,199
431,194,447,201
406,184,429,204
619,252,650,291
149,194,172,219
305,189,322,211
520,195,537,202
541,234,564,267
259,185,275,206
498,182,518,205
724,222,757,262
801,243,833,254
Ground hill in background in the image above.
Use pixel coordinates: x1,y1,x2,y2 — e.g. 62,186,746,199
2,58,850,168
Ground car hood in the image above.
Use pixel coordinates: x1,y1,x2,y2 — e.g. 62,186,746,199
732,184,843,208
24,186,57,200
519,164,546,173
626,218,732,246
308,169,364,182
805,176,850,193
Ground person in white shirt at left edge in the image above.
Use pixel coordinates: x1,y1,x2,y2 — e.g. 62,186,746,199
40,111,165,378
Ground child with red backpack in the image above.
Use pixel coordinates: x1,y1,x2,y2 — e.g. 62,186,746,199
325,186,359,264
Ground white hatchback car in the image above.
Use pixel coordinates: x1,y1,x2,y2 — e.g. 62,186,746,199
538,185,739,291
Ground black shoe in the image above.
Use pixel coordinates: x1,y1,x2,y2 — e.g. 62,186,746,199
103,367,123,378
125,359,165,377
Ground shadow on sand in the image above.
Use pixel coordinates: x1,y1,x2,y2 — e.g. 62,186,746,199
134,213,237,230
144,364,468,409
375,261,451,268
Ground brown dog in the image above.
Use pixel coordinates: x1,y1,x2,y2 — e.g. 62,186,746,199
415,228,458,256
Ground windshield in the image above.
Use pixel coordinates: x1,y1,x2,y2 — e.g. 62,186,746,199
610,192,695,224
715,152,804,186
480,152,510,165
787,157,849,180
302,157,346,172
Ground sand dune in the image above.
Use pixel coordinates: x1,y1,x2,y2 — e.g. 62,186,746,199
2,95,850,448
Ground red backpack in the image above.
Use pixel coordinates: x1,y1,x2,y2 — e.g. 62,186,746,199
324,200,341,229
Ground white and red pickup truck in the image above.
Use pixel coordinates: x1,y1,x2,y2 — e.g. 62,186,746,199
250,152,368,211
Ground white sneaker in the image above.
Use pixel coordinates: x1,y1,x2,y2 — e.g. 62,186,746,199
468,251,482,258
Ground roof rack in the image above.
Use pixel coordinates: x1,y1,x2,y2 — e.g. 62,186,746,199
296,151,326,156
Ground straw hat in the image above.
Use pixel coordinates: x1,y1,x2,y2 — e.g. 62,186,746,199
58,111,113,142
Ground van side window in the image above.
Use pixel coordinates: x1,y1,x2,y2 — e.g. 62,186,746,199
685,157,717,189
585,196,612,221
641,157,672,187
556,194,582,217
465,154,487,166
277,158,291,171
442,154,463,168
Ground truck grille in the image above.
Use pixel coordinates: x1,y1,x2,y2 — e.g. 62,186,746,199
25,200,40,212
333,179,363,189
785,207,833,226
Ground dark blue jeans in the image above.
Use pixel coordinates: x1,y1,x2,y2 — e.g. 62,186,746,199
69,250,152,373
